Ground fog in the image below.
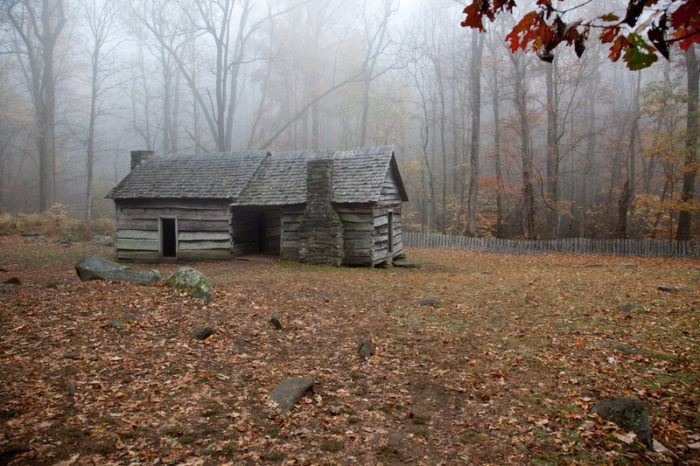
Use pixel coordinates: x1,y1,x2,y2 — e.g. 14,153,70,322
0,0,697,240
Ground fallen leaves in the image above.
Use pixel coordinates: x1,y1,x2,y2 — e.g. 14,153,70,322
0,236,698,464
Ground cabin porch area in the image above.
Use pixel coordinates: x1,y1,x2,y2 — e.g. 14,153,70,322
230,207,282,257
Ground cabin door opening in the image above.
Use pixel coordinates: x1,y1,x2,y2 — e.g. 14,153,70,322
388,211,394,253
161,218,177,258
256,211,267,253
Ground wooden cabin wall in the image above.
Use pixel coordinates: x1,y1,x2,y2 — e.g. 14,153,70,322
336,205,373,265
371,168,404,264
115,199,232,261
280,207,304,260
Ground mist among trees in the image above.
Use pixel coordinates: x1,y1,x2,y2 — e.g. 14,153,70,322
1,0,698,241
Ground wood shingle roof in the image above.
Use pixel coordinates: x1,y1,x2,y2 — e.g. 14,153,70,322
108,146,408,204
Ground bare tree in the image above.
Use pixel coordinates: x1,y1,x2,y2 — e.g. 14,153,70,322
80,0,120,221
466,28,483,236
5,0,66,211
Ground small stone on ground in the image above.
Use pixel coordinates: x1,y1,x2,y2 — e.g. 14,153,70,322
270,376,314,414
417,297,439,306
592,397,653,449
394,259,421,269
658,284,683,292
357,338,375,359
192,325,215,341
269,315,283,330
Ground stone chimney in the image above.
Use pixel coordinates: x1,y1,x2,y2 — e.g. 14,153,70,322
298,159,344,266
130,150,154,170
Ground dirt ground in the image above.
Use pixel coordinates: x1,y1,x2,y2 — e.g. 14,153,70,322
0,236,698,465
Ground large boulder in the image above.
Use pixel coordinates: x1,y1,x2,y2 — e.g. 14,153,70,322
75,256,161,285
163,267,212,302
592,397,653,449
270,377,315,414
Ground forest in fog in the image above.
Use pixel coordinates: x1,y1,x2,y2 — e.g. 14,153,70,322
0,0,698,240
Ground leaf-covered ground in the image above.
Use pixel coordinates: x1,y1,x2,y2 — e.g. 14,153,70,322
0,236,698,465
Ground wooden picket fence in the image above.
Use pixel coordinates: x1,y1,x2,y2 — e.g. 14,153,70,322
403,231,700,258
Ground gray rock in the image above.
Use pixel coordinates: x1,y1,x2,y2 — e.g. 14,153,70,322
192,325,215,341
270,376,314,414
0,286,15,297
658,284,683,292
417,297,439,307
3,277,20,285
90,235,114,247
394,259,421,269
615,263,639,269
163,267,212,302
75,256,161,285
22,235,46,243
357,338,375,359
592,397,653,449
617,303,634,313
269,315,283,330
105,319,125,330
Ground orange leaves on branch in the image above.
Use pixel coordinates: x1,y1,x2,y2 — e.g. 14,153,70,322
461,0,700,70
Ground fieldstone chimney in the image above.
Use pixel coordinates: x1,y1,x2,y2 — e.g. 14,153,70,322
298,159,344,266
130,150,154,170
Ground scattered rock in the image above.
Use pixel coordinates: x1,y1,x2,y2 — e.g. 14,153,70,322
22,234,46,243
121,313,139,322
269,315,283,330
417,297,439,307
90,235,114,247
592,397,653,449
617,303,638,312
270,376,314,414
657,284,683,292
192,325,215,341
0,286,15,297
66,381,77,396
3,277,21,285
393,259,421,269
75,256,161,285
105,319,125,330
58,240,74,248
163,267,212,302
62,352,81,360
357,338,375,359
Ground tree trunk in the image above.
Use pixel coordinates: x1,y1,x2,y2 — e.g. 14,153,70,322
677,45,698,241
466,30,483,236
545,60,560,238
512,53,535,239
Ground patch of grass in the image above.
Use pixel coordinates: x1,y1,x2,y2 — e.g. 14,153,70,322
320,439,344,452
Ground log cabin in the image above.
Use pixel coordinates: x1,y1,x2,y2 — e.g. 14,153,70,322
107,146,408,266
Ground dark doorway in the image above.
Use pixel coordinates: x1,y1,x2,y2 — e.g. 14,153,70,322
161,218,177,257
256,211,267,253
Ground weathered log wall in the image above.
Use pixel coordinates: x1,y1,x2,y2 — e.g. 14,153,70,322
371,168,404,264
115,199,232,261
